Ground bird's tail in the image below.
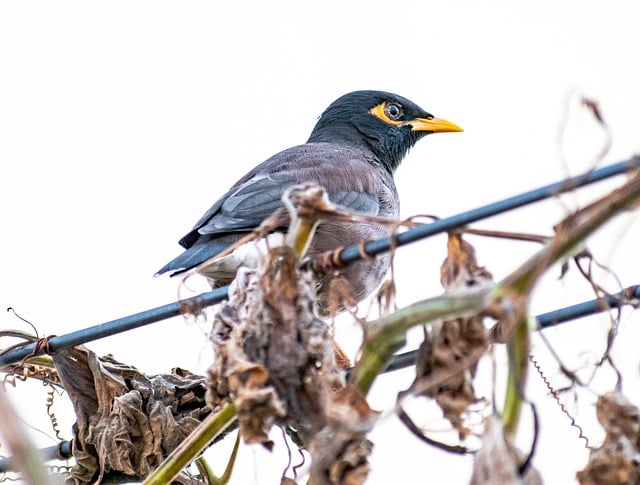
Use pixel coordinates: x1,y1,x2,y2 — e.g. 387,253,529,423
155,242,228,277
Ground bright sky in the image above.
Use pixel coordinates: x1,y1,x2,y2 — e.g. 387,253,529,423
1,2,639,483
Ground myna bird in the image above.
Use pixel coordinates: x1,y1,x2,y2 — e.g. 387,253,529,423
157,90,462,311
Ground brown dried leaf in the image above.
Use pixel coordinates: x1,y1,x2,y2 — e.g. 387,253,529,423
207,241,374,483
323,275,359,317
440,232,493,290
309,387,377,485
333,341,352,370
577,393,640,484
52,347,209,484
403,233,491,439
471,416,542,485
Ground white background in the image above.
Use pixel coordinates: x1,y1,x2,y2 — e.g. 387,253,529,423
1,2,639,483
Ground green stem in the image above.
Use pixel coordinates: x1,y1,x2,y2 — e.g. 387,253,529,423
499,172,640,435
503,317,530,435
503,172,640,295
195,432,241,485
353,290,490,394
143,403,237,485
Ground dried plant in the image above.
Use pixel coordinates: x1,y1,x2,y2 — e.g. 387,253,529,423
577,393,640,484
398,233,492,443
470,416,542,484
2,160,640,485
206,184,378,484
51,346,210,484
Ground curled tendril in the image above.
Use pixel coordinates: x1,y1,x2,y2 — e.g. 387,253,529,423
528,354,591,448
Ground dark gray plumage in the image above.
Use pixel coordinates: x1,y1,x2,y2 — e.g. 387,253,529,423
157,90,462,311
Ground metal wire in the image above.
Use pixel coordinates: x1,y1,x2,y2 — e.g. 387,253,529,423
0,440,73,473
3,285,639,473
0,157,638,368
339,156,640,264
384,285,640,373
0,287,228,367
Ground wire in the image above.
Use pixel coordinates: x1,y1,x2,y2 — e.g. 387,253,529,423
0,157,638,368
381,285,640,374
2,286,639,471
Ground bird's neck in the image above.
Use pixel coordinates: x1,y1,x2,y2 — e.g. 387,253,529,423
307,124,409,174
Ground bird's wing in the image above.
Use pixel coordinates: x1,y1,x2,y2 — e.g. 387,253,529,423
329,190,382,213
178,144,386,249
196,172,381,234
199,174,288,233
159,144,394,276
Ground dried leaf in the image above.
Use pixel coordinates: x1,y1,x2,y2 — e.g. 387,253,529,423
440,232,493,290
577,393,640,484
324,276,359,317
471,416,542,485
52,347,209,484
207,242,374,483
310,387,377,485
402,233,491,439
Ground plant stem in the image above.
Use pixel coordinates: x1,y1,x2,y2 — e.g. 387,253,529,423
143,403,237,485
353,290,490,394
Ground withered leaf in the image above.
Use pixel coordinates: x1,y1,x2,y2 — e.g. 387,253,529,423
402,233,491,440
577,393,640,485
207,243,374,484
53,346,209,484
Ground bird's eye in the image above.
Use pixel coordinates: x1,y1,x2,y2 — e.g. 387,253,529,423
384,103,403,121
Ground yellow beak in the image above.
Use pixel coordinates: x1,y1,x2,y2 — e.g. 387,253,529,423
408,117,463,133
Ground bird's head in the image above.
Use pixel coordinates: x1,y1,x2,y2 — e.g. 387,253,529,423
307,90,462,173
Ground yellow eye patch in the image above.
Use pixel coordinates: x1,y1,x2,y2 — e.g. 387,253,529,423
370,101,463,133
369,102,403,126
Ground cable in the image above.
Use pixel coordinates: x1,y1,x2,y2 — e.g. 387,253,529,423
1,157,638,368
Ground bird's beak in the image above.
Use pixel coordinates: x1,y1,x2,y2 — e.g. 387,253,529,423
408,117,463,133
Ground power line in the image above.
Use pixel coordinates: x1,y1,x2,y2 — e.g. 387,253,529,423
1,157,638,368
0,440,72,474
384,285,640,373
339,156,640,264
0,287,228,367
2,286,638,474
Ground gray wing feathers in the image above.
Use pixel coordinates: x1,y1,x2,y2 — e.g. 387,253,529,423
200,175,289,233
330,191,380,214
160,143,393,275
156,241,228,275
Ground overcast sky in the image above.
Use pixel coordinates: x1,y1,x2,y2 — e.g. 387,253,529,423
1,2,639,483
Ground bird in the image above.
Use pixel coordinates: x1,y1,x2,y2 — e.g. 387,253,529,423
157,90,462,313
